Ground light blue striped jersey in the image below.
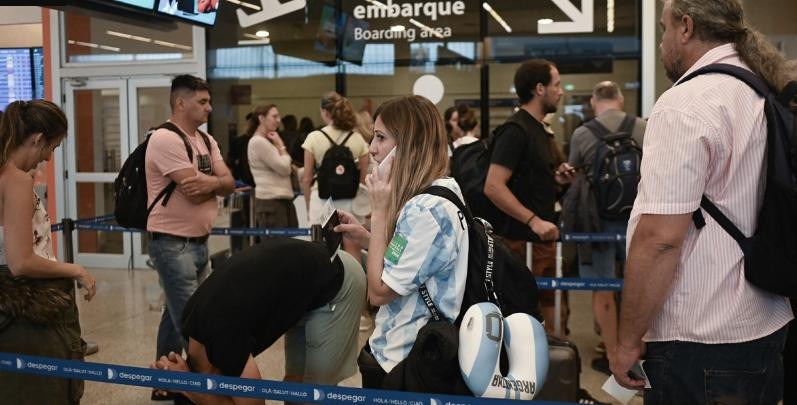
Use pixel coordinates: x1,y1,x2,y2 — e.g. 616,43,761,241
369,177,469,372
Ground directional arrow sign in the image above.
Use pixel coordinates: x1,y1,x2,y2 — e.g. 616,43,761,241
538,0,594,34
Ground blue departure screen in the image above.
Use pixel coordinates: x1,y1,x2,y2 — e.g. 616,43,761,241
0,48,34,110
33,47,44,100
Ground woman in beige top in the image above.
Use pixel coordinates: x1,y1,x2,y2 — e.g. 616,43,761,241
246,103,298,231
301,92,369,261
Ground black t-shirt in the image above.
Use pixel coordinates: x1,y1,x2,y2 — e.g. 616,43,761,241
226,134,254,186
490,109,557,241
181,238,344,376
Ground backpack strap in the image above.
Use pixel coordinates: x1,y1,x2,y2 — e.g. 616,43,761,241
158,122,195,163
340,131,354,146
583,119,611,140
418,283,443,322
678,64,767,247
617,114,638,136
319,129,337,147
678,63,769,96
423,185,500,305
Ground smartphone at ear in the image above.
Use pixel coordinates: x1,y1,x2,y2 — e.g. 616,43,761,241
377,147,396,177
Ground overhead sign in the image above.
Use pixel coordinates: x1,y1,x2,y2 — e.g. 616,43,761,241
538,0,594,34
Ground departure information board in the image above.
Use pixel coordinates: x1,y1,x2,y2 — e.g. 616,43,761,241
0,48,34,109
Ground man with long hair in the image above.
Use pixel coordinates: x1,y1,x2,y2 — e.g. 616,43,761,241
611,1,793,403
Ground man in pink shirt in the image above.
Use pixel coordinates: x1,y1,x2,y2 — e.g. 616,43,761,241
145,74,234,401
611,1,793,403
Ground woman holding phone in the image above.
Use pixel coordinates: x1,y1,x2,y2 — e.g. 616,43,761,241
334,96,469,387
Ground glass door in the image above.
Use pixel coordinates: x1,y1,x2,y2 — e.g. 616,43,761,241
64,79,131,268
128,77,173,268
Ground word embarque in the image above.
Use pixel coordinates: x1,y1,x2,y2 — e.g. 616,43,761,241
353,0,466,22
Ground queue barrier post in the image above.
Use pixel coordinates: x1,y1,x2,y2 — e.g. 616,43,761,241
62,218,75,264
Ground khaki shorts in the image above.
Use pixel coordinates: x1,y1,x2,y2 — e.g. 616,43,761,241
284,250,366,384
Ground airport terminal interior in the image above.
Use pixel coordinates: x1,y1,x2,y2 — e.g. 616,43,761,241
0,0,795,404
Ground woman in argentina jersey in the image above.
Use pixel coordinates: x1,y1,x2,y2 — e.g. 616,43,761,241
334,95,469,387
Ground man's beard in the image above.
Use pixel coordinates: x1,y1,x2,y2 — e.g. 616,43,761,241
664,52,686,82
543,100,558,115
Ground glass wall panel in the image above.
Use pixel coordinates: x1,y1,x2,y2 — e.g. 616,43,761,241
63,9,193,64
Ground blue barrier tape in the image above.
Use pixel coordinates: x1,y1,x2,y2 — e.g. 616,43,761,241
0,352,568,404
51,223,64,232
536,277,623,291
70,222,312,237
210,227,311,237
73,214,116,225
561,233,626,242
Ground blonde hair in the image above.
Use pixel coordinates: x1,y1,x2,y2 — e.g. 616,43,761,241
320,92,357,131
374,96,449,239
355,110,374,142
667,0,789,91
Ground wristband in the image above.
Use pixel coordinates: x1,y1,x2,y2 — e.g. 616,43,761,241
525,213,536,227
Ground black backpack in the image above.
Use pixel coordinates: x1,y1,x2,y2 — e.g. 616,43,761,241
113,122,211,230
583,114,642,220
450,115,535,234
681,64,797,298
316,130,359,200
423,185,542,325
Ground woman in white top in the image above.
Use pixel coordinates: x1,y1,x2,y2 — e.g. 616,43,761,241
0,100,96,404
246,103,298,230
302,92,369,259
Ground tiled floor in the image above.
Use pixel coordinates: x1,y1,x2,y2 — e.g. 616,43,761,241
73,265,640,405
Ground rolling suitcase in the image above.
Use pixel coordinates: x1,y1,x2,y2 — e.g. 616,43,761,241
535,335,580,402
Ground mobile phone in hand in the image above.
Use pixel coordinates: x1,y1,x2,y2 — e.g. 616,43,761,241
322,210,342,260
377,147,396,177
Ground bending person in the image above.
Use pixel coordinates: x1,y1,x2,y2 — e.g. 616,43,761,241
152,238,366,405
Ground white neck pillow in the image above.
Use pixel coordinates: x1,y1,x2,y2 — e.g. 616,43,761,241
458,302,549,400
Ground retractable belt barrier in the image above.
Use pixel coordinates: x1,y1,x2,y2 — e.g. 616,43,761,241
0,352,571,405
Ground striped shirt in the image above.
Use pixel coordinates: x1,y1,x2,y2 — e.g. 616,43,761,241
369,177,469,372
627,43,793,344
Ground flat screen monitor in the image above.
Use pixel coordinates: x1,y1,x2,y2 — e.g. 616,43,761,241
0,48,35,110
314,4,366,65
32,47,44,100
109,0,157,10
156,0,219,26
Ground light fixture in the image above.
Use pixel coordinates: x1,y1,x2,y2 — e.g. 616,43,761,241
607,0,615,32
538,18,554,25
238,39,271,46
483,2,512,33
106,30,192,51
226,0,261,11
68,39,119,52
390,25,405,32
255,30,269,38
409,18,444,39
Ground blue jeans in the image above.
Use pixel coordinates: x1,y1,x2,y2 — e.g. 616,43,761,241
148,236,209,359
643,326,787,405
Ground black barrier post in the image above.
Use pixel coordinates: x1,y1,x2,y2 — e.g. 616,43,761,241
311,224,322,242
62,218,75,264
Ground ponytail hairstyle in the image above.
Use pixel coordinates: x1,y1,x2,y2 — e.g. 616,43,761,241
320,92,356,131
457,107,478,133
373,96,449,239
0,100,68,169
668,0,789,92
244,103,277,137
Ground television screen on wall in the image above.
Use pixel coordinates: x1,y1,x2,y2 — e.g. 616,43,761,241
0,48,36,111
32,47,44,100
110,0,156,10
156,0,219,26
